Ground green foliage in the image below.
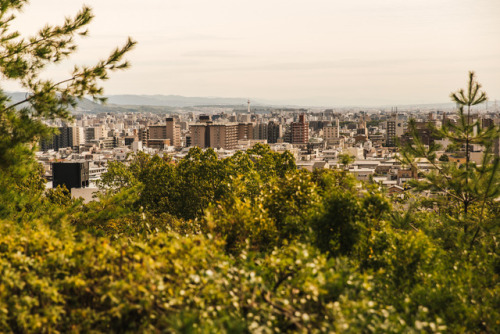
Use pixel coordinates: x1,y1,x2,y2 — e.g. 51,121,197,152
2,218,497,333
246,143,297,179
438,153,449,162
313,188,362,256
99,144,300,222
44,185,73,207
338,153,354,169
262,170,321,242
206,169,321,255
98,160,137,191
175,147,233,220
0,1,135,221
399,72,500,249
206,194,278,254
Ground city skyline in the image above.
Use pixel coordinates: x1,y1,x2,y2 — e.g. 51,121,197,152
5,0,500,106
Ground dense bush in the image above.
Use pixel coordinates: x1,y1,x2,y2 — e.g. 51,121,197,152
0,150,498,332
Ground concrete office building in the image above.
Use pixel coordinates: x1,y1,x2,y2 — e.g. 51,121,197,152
255,123,268,140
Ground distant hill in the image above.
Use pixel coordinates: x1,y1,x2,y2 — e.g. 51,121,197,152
7,92,482,111
6,92,103,112
104,94,467,110
105,94,254,107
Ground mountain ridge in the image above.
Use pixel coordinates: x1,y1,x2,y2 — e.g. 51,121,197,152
5,92,471,110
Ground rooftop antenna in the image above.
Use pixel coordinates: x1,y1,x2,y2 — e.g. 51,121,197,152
247,99,251,114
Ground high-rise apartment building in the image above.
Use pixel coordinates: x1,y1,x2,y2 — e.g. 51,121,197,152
253,123,268,140
237,123,254,140
386,114,404,147
147,118,181,147
190,124,207,148
139,127,149,145
72,126,86,147
208,124,237,149
148,125,167,139
291,114,309,144
267,121,281,144
189,122,238,150
40,126,85,151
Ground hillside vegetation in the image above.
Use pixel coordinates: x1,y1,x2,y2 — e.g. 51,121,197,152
0,141,499,332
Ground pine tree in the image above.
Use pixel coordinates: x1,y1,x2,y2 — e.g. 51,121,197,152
0,0,136,218
400,72,499,247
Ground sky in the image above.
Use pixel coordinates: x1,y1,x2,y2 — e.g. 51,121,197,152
5,0,500,106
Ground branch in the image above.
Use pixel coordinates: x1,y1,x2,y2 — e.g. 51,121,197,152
261,291,305,330
1,95,32,112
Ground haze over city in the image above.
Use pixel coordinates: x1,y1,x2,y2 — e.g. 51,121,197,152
7,0,500,106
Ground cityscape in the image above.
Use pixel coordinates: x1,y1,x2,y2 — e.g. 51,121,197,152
36,97,499,202
1,0,499,332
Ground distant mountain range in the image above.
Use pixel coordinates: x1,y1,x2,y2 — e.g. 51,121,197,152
104,95,467,110
6,92,103,111
7,92,478,110
5,92,262,111
104,95,257,107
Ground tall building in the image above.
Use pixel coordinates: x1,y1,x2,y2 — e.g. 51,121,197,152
190,124,207,148
386,114,404,147
189,122,238,150
237,123,254,140
40,125,85,151
85,125,106,142
72,126,86,147
166,117,181,147
149,125,167,139
267,121,281,144
254,122,268,140
139,127,149,145
291,114,309,144
208,124,237,149
147,118,181,147
283,126,292,143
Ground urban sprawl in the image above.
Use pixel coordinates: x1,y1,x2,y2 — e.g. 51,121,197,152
38,102,500,200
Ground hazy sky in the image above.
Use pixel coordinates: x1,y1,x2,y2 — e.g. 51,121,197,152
6,0,500,106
